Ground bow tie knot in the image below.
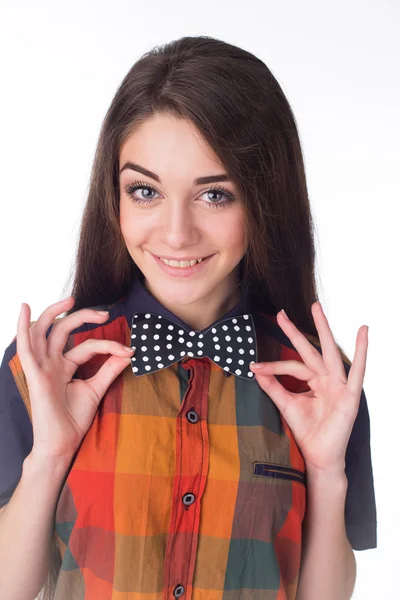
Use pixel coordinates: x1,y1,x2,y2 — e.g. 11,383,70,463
130,312,258,380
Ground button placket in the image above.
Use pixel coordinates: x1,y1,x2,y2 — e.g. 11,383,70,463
164,361,210,599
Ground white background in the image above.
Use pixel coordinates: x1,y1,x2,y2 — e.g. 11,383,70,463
0,1,398,598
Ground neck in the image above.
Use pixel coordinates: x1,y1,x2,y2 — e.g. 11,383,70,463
143,276,243,332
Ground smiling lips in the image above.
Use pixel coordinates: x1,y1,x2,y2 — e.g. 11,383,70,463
159,257,203,267
151,252,215,277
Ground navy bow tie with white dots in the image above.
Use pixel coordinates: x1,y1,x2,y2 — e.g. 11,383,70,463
130,312,258,380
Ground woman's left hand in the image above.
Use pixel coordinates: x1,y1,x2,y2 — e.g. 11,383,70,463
250,302,369,476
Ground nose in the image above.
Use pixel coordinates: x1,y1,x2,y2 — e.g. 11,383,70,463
161,200,201,247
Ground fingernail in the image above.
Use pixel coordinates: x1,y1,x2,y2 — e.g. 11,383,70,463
124,346,134,352
280,309,287,318
251,362,262,369
96,310,109,315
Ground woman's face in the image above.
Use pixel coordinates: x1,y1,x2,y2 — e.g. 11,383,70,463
119,113,248,324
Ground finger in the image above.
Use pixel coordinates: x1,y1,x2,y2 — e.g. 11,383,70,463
63,339,134,375
17,303,40,381
277,308,326,375
310,302,347,381
84,354,133,403
251,359,314,381
47,309,111,358
347,325,368,396
29,297,75,364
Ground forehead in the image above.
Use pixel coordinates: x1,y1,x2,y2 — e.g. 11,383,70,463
119,114,223,172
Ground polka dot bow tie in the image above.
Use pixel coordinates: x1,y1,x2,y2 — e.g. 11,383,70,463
130,312,258,380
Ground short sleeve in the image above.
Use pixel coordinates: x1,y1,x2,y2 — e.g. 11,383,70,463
0,345,33,508
343,362,377,550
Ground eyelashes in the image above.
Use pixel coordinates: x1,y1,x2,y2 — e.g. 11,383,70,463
123,180,236,209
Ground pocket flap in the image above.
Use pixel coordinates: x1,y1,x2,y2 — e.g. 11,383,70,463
253,462,306,485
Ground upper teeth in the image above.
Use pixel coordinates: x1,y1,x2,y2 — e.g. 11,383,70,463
159,257,203,267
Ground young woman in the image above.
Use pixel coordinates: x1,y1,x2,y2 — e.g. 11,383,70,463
0,36,376,600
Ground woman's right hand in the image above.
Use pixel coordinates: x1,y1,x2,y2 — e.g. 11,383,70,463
17,296,135,462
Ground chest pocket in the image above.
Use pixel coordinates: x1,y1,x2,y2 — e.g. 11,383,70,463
253,461,306,486
230,373,308,541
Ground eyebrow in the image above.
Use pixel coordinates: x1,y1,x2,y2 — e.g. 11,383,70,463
119,162,231,185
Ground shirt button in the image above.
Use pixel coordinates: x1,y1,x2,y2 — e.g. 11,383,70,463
173,584,185,597
186,409,199,424
182,493,196,507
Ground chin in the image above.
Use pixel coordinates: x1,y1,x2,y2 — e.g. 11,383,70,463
148,276,215,301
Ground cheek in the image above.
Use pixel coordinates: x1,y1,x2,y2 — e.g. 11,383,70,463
119,202,134,245
212,211,246,252
119,196,130,231
119,198,150,246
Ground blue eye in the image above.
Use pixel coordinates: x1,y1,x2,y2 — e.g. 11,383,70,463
123,180,235,209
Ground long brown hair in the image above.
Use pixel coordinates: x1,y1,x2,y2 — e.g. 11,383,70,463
40,34,352,599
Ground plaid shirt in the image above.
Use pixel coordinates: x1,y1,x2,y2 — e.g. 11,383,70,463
0,277,377,599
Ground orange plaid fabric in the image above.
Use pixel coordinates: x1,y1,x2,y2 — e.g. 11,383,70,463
0,277,377,599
